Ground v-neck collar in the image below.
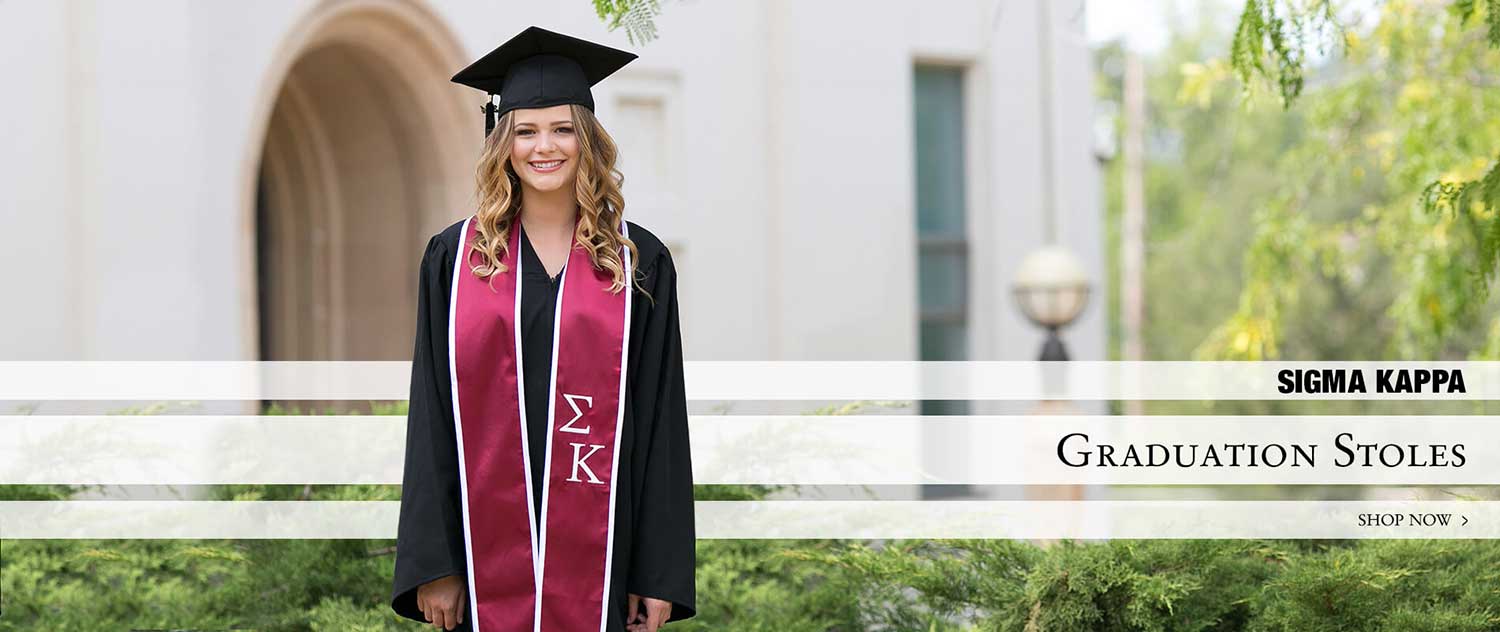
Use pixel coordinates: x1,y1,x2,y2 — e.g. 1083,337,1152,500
519,223,565,283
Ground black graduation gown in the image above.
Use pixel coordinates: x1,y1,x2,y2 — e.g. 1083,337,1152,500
391,218,697,630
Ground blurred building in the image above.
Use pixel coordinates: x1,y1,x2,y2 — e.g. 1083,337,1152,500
2,0,1104,500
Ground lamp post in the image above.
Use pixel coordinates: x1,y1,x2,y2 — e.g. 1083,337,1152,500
1014,245,1092,513
1012,246,1091,360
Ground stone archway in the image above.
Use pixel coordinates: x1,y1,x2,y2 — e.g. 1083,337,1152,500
251,1,476,362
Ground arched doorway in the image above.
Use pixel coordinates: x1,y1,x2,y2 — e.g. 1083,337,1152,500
252,1,475,363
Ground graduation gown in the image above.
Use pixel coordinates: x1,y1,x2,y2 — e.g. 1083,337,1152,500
391,218,697,630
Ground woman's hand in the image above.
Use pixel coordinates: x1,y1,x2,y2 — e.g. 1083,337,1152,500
416,574,467,630
626,592,673,632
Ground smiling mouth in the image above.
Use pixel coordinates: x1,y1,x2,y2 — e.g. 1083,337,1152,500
529,159,565,172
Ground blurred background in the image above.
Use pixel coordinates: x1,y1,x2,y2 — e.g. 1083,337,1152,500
0,0,1104,368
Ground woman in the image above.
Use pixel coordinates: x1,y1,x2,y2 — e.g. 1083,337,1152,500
390,27,696,632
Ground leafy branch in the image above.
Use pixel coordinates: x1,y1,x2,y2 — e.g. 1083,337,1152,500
592,0,665,45
1230,0,1343,107
1233,1,1500,103
1213,0,1500,358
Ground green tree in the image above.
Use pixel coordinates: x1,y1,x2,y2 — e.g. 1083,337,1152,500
592,0,666,45
1205,0,1500,360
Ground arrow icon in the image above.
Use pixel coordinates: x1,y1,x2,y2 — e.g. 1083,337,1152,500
1462,515,1469,526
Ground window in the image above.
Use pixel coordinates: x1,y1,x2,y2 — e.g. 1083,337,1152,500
914,64,970,498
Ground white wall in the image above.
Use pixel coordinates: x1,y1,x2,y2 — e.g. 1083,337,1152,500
0,0,75,359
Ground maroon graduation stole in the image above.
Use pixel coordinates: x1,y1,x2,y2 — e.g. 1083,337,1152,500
448,215,632,631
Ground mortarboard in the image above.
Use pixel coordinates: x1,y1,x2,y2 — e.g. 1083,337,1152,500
451,26,638,138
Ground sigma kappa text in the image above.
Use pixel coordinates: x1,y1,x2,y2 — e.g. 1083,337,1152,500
1276,368,1465,393
559,392,607,484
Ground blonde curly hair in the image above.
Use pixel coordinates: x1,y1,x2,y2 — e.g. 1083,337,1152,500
467,104,640,295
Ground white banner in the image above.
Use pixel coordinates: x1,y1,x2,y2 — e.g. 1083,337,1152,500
0,500,1489,539
3,414,1497,486
0,361,1493,400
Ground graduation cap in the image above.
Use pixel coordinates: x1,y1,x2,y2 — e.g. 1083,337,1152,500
451,26,638,138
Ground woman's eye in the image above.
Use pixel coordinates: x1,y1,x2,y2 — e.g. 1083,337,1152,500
557,127,573,134
517,129,533,136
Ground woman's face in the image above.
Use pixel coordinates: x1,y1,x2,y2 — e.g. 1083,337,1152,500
509,104,580,194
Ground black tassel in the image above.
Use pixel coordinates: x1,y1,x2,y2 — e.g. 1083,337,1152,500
484,93,497,138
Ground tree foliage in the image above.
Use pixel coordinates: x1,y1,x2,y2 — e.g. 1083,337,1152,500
1205,0,1500,360
592,0,665,45
1231,0,1344,107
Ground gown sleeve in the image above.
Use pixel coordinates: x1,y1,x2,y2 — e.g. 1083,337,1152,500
627,247,699,622
390,234,467,624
